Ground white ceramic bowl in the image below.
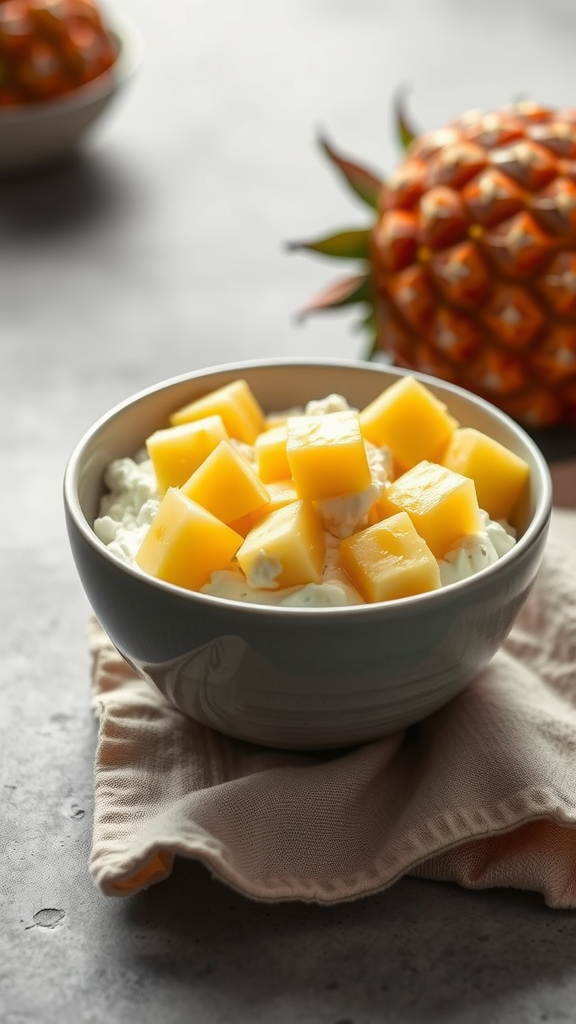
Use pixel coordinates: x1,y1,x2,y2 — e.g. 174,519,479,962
0,10,143,173
64,359,552,749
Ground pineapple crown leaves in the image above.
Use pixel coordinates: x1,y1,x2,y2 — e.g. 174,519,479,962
316,134,383,211
287,93,419,354
286,137,382,343
393,84,418,150
286,227,371,261
293,273,373,323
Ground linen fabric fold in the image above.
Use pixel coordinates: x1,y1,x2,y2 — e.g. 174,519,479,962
89,510,576,909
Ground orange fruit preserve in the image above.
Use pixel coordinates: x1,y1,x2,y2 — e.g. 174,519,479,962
0,0,116,105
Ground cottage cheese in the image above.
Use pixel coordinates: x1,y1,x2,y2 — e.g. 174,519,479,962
244,549,283,590
201,569,364,607
93,454,160,564
438,512,516,586
316,442,392,539
93,394,518,606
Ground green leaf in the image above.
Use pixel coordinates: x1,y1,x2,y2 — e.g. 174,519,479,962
394,86,418,150
297,273,373,320
352,310,377,351
318,135,383,210
352,309,376,334
287,228,371,261
365,334,381,361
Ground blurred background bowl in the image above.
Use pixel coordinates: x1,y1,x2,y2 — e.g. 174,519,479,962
64,359,553,750
0,9,143,174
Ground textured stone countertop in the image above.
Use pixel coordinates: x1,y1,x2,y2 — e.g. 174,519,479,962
2,1,576,1021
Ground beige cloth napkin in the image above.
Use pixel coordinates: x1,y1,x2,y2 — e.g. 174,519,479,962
89,509,576,908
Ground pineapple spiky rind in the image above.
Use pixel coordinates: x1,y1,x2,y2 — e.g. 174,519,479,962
292,99,576,428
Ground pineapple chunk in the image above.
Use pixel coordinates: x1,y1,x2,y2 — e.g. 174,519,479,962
236,500,325,590
340,511,441,603
254,423,290,482
169,379,265,444
359,375,458,471
135,488,243,591
263,413,290,430
228,480,298,536
286,410,371,501
366,502,384,527
262,479,299,510
146,415,228,493
441,427,529,521
378,460,482,558
180,440,270,524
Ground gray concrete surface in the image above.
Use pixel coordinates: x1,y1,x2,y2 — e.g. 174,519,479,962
2,1,576,1021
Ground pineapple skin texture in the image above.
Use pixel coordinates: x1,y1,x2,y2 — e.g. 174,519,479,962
370,101,576,428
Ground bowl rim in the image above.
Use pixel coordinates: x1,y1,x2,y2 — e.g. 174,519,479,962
0,8,144,121
63,356,553,620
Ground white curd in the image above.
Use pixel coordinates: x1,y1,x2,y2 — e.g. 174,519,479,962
93,394,517,605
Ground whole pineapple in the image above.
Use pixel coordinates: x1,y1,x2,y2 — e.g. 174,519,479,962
292,100,576,428
0,0,116,105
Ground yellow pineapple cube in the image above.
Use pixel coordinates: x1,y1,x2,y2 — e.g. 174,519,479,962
146,415,228,493
286,410,371,501
359,375,458,472
228,480,299,536
262,479,299,510
254,424,290,483
236,500,325,589
441,427,530,522
262,411,292,430
366,502,384,527
135,488,243,591
378,460,482,558
180,440,270,524
340,511,441,603
169,379,265,444
225,513,255,538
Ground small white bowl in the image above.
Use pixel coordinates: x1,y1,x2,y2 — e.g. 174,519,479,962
0,10,143,173
64,359,553,750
